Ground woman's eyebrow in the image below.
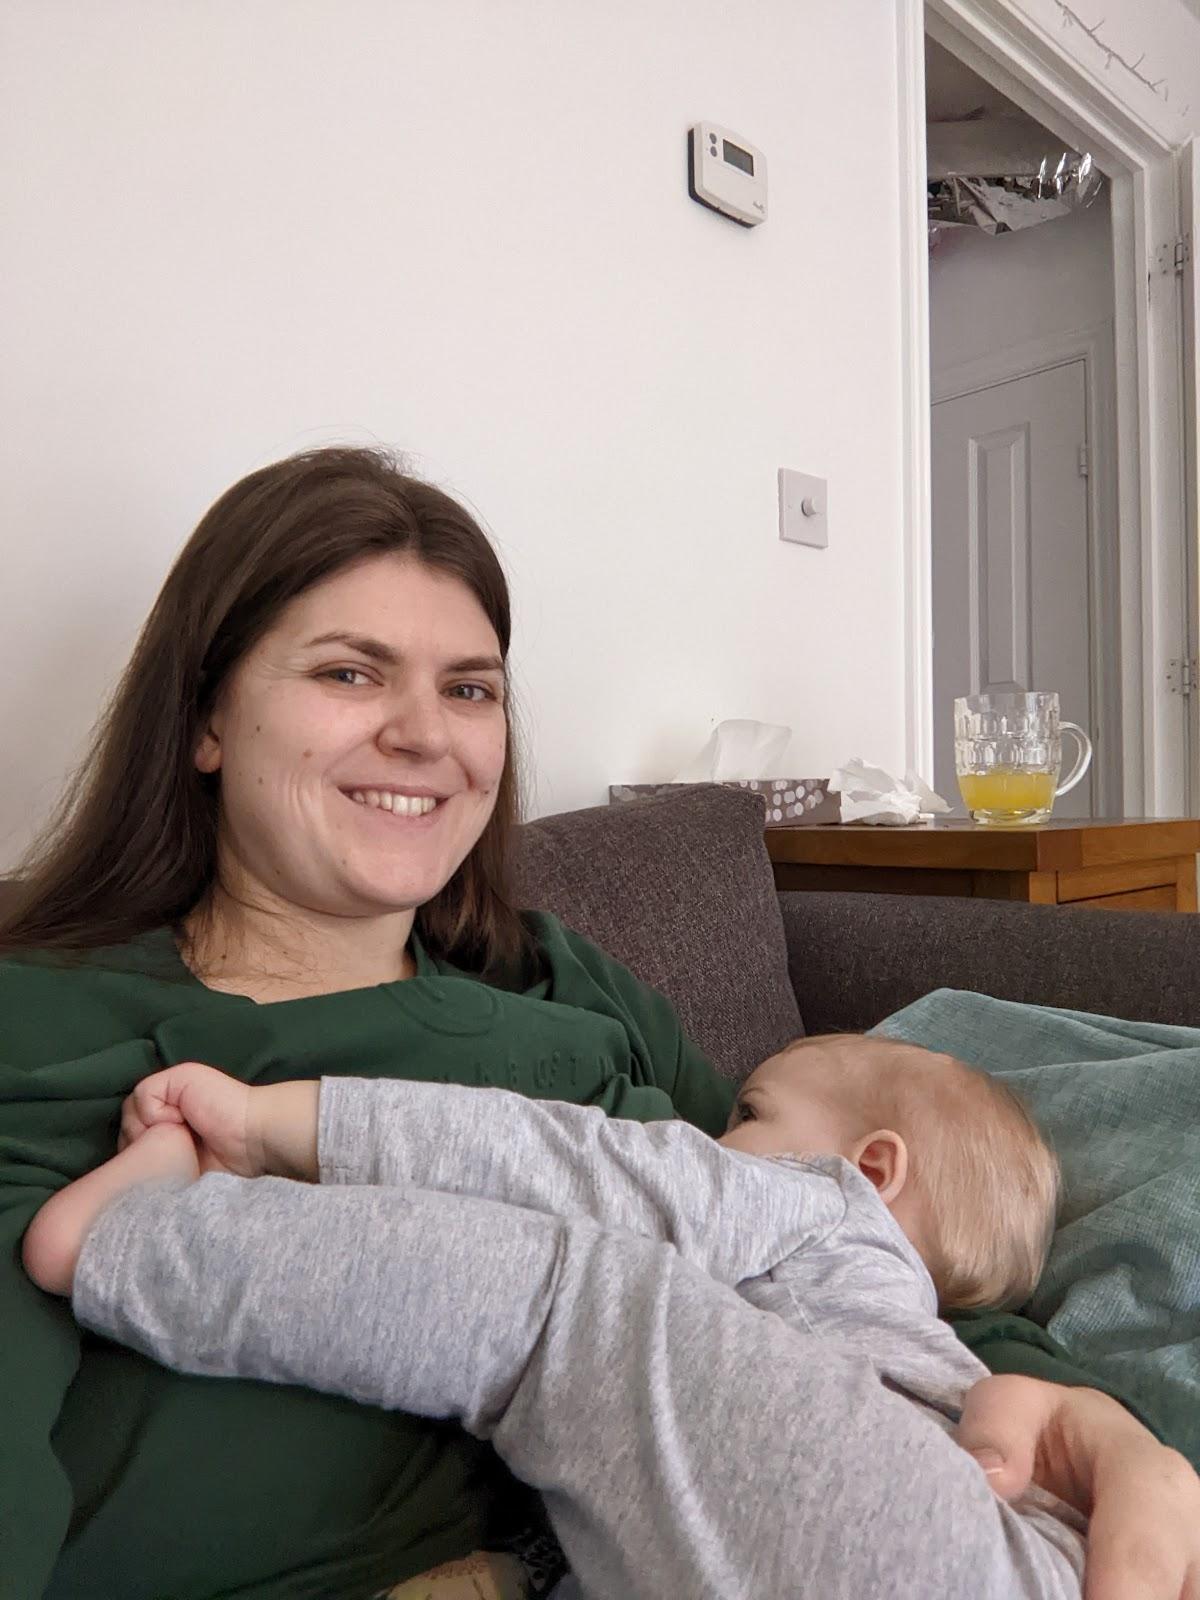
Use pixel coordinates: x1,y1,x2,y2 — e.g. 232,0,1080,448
302,631,505,674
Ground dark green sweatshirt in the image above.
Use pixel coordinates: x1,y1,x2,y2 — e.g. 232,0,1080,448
0,914,1137,1599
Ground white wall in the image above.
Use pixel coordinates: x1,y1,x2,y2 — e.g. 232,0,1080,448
0,0,911,867
929,187,1114,374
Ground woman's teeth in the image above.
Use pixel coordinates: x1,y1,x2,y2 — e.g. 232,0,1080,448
348,790,440,817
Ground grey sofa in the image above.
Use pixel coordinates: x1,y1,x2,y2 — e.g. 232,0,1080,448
514,783,1200,1080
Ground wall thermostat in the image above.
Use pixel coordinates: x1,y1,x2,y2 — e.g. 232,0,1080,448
687,123,767,227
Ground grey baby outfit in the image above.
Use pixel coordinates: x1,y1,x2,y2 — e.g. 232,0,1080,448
74,1078,1085,1600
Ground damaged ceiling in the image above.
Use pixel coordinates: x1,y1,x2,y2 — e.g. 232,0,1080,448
925,36,1073,180
925,35,1103,237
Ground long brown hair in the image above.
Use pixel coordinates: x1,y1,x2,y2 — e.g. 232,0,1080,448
0,446,543,987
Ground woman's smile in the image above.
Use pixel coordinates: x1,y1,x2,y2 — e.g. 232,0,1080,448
342,788,446,821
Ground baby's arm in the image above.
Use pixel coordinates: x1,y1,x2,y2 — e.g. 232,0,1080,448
315,1076,840,1285
112,1066,841,1286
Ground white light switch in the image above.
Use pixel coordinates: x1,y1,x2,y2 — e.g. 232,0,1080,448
778,468,828,548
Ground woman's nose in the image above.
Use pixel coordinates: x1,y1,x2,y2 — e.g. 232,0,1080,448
375,687,453,758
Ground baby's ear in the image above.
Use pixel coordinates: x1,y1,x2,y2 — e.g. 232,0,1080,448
851,1129,908,1204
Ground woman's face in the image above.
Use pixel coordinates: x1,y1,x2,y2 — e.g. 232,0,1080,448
195,553,508,921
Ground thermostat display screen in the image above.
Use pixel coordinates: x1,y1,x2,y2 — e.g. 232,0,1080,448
723,139,754,175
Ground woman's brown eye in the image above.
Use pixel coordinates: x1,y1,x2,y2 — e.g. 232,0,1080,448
737,1102,756,1123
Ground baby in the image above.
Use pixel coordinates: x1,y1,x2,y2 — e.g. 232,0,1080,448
25,1032,1083,1600
721,1030,1060,1314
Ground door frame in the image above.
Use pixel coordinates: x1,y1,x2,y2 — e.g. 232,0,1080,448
897,0,1191,815
931,326,1120,815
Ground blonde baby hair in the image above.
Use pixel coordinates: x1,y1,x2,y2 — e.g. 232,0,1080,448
780,1033,1059,1314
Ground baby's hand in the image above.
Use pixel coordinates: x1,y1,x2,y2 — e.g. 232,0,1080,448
122,1063,261,1176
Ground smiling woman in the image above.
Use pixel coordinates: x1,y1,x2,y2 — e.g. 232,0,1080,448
0,448,736,1600
0,448,536,995
183,553,512,1000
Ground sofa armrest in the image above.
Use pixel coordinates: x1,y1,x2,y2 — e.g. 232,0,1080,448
780,890,1200,1034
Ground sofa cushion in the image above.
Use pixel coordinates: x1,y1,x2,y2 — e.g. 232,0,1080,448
512,784,803,1081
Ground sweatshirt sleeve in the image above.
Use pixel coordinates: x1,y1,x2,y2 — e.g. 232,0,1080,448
0,1182,82,1598
318,1076,839,1285
0,1034,161,1597
0,1018,168,1599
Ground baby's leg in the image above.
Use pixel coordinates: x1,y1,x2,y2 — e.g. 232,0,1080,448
72,1176,1080,1600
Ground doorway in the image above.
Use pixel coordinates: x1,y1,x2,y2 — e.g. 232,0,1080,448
896,0,1200,820
925,34,1119,816
932,362,1097,816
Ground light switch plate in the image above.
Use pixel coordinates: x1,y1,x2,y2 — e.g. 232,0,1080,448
778,468,828,548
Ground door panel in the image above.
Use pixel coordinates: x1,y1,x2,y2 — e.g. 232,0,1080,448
932,359,1093,817
972,420,1031,694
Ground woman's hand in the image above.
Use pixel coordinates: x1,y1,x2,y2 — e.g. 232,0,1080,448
121,1063,258,1175
956,1373,1200,1600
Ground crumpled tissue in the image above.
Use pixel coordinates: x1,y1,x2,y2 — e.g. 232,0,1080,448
828,758,951,826
670,719,793,782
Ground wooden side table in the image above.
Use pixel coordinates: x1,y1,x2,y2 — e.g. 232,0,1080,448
765,818,1200,912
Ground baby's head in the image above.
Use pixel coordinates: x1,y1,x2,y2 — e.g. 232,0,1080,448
718,1033,1058,1314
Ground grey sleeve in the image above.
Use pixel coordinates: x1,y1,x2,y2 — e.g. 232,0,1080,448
318,1076,844,1286
70,1168,1084,1600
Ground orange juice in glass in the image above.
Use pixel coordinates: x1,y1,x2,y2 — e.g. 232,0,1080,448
954,692,1092,826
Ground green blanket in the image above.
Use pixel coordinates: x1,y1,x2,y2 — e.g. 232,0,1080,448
874,990,1200,1468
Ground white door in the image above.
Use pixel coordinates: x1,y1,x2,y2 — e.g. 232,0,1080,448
931,360,1094,818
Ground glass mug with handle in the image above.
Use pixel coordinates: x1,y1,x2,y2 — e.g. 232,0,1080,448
954,691,1093,826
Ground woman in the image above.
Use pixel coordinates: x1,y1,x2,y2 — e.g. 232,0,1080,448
2,446,1196,1600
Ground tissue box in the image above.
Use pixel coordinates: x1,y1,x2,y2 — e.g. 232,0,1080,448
608,779,839,826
